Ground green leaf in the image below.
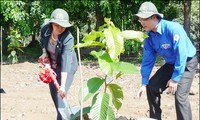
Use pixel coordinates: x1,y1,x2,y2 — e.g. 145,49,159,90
80,77,105,102
116,72,123,79
122,30,148,42
106,106,115,120
98,58,114,76
104,25,124,61
90,93,109,120
16,34,21,38
12,55,18,64
8,54,11,58
16,47,24,53
82,30,103,43
113,61,139,74
98,24,107,31
90,50,112,62
90,51,138,76
8,41,20,47
104,18,111,25
90,51,114,76
11,50,16,56
107,84,123,110
74,41,105,48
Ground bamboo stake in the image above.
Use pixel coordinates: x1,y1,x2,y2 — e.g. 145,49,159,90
77,27,83,120
1,26,2,64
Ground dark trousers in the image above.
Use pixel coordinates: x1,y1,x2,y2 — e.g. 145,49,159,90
49,81,62,120
49,67,75,120
49,67,62,120
146,57,198,120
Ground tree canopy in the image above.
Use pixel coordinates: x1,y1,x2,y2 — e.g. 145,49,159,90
0,0,199,63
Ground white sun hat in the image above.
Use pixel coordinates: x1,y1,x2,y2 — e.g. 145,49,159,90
135,2,163,19
48,8,72,28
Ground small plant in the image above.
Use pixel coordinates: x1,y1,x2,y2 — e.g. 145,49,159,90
75,18,148,120
7,29,24,64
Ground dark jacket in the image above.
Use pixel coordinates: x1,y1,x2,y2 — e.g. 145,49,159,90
40,23,78,74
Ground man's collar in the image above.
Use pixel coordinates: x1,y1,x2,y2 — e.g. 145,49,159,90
156,19,162,34
148,19,162,35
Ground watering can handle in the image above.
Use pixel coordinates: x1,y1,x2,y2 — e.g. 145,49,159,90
38,57,65,98
38,57,50,67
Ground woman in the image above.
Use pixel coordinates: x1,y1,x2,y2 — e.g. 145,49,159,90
135,2,198,120
39,8,78,120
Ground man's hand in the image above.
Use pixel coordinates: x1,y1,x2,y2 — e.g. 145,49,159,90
166,79,178,94
137,85,147,98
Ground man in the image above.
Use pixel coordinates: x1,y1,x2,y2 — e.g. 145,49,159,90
135,2,198,120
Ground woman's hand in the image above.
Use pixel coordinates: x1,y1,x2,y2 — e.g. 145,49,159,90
39,52,47,60
137,85,147,98
58,86,66,97
39,52,48,62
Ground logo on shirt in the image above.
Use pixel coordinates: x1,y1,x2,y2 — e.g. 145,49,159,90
161,43,170,49
174,34,180,42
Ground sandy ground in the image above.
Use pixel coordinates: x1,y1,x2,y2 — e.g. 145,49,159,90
1,61,199,120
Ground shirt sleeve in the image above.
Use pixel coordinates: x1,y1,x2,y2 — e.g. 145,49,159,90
170,24,188,82
61,33,77,73
140,38,156,85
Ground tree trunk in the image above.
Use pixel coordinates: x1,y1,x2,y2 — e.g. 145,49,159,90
183,0,191,38
95,4,104,31
27,31,39,48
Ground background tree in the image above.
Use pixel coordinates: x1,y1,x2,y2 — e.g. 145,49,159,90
183,0,191,38
0,0,199,64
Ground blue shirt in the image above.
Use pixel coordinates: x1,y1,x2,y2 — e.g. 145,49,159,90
141,19,196,85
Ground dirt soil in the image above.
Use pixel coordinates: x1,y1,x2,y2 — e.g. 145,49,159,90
1,61,199,120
